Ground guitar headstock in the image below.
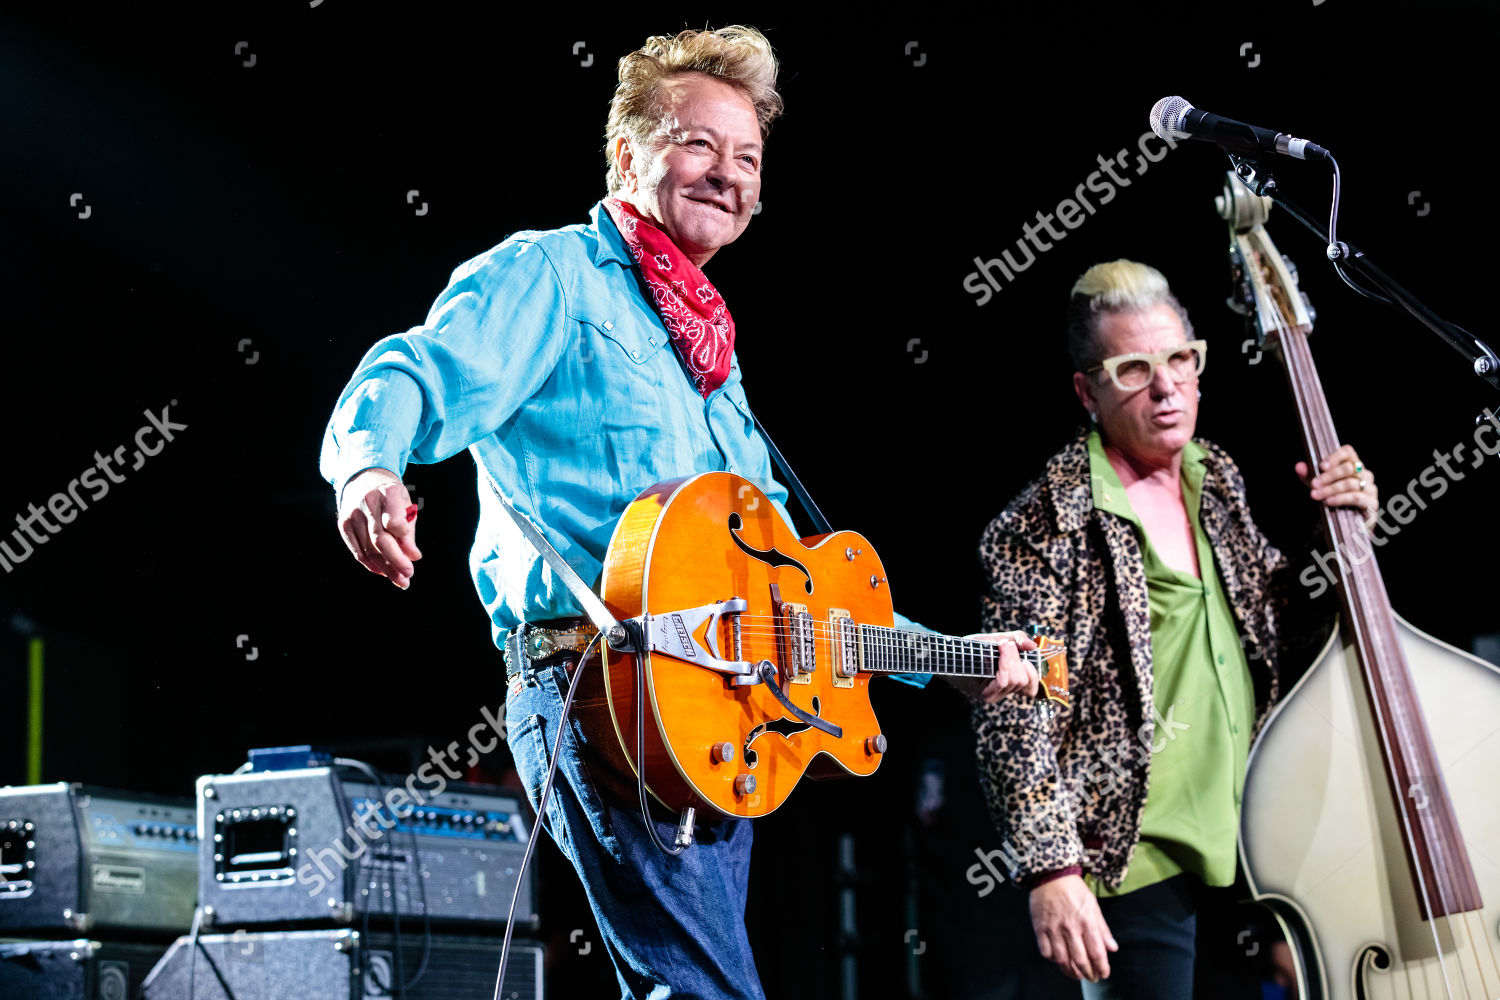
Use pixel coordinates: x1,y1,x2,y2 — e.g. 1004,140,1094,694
1218,170,1316,353
1024,624,1071,711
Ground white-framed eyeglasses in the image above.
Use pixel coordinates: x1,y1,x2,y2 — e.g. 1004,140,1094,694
1085,340,1207,392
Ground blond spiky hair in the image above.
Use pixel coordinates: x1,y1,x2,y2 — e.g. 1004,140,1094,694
1066,259,1194,371
603,25,782,194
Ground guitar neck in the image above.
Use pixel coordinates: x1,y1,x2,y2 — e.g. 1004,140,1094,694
856,625,1012,678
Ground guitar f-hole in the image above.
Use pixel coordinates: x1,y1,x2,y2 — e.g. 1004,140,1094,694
727,511,814,595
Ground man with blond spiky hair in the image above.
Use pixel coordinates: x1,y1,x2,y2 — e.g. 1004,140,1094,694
970,260,1377,997
320,26,1039,999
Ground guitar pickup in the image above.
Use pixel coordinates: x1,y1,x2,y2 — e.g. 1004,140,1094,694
829,609,856,688
769,585,816,685
787,605,816,685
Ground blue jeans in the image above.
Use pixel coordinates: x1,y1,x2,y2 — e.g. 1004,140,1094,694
1081,875,1198,1000
505,657,765,1000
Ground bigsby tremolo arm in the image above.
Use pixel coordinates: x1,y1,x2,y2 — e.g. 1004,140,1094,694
611,598,761,682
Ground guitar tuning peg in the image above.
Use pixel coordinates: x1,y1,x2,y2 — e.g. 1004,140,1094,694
1026,624,1041,637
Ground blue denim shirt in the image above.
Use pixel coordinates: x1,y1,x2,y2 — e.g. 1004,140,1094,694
320,201,931,684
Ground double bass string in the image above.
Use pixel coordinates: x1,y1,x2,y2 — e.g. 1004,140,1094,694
1456,912,1487,999
1458,907,1499,1000
1283,325,1456,998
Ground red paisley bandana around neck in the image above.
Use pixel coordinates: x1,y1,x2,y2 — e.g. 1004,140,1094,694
603,197,735,398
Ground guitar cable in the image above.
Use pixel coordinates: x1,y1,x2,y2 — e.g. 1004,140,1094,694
335,760,404,996
333,756,433,996
159,901,238,1000
634,623,687,858
491,627,604,1000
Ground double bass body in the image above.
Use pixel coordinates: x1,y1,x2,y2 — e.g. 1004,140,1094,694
1241,615,1500,998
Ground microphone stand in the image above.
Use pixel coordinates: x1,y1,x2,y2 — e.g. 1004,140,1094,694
1225,154,1500,411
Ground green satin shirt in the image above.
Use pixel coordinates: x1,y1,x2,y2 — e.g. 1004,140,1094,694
1084,429,1256,896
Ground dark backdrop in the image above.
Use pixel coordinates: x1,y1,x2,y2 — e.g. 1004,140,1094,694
3,3,1496,997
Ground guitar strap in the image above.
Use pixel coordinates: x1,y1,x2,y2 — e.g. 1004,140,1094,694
482,471,623,639
750,410,833,536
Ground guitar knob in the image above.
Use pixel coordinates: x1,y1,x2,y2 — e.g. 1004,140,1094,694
864,735,887,756
734,775,757,797
711,742,735,764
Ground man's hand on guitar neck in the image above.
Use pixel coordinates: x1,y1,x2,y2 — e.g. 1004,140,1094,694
337,467,422,589
950,630,1040,703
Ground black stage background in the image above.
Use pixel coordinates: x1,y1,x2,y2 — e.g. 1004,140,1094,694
3,3,1496,997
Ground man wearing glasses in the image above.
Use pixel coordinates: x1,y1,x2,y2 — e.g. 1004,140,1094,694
968,260,1379,997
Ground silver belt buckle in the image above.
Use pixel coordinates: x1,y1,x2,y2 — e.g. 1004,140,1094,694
524,630,559,661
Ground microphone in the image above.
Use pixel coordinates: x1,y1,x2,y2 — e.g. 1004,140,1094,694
1150,96,1331,162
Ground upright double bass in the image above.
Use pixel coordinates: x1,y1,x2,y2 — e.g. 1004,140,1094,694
1222,171,1500,999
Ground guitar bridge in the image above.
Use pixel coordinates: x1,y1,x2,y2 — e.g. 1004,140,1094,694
632,599,757,680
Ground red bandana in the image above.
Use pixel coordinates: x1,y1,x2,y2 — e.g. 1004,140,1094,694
603,198,735,398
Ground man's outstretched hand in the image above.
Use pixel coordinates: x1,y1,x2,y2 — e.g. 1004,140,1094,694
337,468,422,589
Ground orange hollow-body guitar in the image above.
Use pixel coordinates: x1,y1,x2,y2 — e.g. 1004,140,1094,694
575,472,1069,820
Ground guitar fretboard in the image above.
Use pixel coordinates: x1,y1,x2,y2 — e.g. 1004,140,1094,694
857,625,1021,677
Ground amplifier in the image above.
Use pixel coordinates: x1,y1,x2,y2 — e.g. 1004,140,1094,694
139,927,544,1000
0,938,170,1000
0,784,197,936
196,769,537,930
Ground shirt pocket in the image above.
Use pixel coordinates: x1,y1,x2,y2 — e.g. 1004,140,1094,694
567,310,679,488
577,305,670,368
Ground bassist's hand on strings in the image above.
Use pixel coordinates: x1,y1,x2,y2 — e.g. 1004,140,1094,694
337,467,423,589
1297,442,1378,528
954,630,1039,703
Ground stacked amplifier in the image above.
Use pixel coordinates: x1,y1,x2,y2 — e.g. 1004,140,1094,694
138,755,544,999
191,765,537,929
0,783,196,999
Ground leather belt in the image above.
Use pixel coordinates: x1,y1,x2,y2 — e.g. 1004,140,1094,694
503,618,600,682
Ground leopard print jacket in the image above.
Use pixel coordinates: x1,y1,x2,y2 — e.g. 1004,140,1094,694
972,426,1334,889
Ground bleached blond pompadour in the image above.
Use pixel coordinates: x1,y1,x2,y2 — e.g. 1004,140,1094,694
604,25,783,194
1066,259,1195,371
